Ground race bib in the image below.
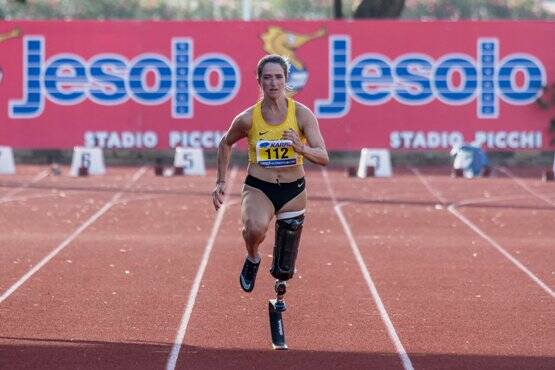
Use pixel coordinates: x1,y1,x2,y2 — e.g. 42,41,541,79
256,140,297,168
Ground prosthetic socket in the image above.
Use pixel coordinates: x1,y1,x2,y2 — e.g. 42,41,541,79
270,214,304,281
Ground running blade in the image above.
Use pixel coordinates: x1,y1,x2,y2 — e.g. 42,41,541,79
268,299,288,350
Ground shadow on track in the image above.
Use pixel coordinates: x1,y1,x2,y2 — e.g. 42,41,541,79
1,179,553,212
0,337,553,370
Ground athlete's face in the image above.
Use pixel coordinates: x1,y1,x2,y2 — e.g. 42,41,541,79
259,63,286,98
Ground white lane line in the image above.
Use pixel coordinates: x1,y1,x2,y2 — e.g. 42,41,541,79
412,168,555,300
447,205,554,299
453,193,541,208
0,193,58,204
322,168,414,370
409,167,449,205
410,167,550,208
497,167,555,207
0,169,49,202
0,167,147,305
166,167,238,370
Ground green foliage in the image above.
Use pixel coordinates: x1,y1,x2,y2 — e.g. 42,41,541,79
402,0,553,19
0,0,193,19
0,0,334,20
259,0,331,19
0,0,552,20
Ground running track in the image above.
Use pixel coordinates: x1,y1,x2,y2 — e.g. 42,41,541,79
0,165,553,369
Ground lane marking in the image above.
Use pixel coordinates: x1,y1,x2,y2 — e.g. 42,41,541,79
497,167,555,207
412,167,554,299
446,205,554,299
0,169,49,202
321,168,414,370
0,167,147,304
410,167,552,209
0,193,58,204
453,193,543,208
166,167,238,370
409,167,449,204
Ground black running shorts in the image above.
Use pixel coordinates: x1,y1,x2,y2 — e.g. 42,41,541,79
244,175,305,212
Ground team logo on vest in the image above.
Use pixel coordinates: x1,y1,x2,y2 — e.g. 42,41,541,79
260,26,326,93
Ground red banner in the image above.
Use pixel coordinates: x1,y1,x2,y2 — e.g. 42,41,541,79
0,20,553,150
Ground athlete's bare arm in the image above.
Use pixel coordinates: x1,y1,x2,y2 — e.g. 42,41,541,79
283,102,329,166
212,109,253,210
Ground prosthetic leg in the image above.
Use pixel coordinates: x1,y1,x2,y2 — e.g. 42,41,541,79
268,213,304,350
268,280,287,349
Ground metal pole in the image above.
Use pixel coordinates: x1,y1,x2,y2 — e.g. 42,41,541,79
242,0,252,20
334,0,343,19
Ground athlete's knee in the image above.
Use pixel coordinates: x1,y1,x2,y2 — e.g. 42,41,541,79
243,219,268,244
270,212,304,281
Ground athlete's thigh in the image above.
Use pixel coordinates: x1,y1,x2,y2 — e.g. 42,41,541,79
241,184,275,228
278,189,307,214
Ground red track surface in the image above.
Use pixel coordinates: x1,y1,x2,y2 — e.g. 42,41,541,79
0,165,553,369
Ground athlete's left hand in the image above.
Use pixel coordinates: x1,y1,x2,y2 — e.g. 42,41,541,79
282,129,304,154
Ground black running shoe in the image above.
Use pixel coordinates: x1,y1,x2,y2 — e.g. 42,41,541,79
239,257,260,293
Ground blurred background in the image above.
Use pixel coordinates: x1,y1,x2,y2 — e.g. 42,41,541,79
0,1,554,170
0,0,554,20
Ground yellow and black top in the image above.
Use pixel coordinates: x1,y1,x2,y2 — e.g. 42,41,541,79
248,98,306,168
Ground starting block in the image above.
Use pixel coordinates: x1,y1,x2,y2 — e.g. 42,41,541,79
154,158,164,176
543,153,555,182
173,147,206,176
69,146,106,177
356,148,392,178
346,166,357,177
0,146,16,175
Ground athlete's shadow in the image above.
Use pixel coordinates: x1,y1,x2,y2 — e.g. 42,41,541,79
0,337,553,369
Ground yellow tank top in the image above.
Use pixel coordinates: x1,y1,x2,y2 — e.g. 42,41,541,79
248,98,306,167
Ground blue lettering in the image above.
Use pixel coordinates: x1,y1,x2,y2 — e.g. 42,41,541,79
394,55,433,104
478,38,498,118
434,55,477,104
313,35,545,119
173,38,192,118
89,56,128,104
192,54,239,104
128,56,172,103
9,36,44,118
498,55,545,104
8,37,240,119
44,55,87,103
315,36,350,118
8,35,546,120
349,54,392,105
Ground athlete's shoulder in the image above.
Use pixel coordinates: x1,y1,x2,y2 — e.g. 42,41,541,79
232,104,257,130
293,100,317,122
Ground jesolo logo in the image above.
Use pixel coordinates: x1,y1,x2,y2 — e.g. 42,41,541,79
315,36,547,119
0,28,21,85
260,26,326,93
9,36,241,119
6,28,547,121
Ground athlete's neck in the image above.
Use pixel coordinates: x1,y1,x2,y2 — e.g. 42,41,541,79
262,96,287,112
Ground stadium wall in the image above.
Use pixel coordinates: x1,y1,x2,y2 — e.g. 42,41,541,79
0,20,554,152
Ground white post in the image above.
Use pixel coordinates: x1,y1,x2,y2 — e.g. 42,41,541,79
213,1,221,20
242,0,252,20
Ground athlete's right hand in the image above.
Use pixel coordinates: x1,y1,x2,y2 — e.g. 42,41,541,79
212,181,226,210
